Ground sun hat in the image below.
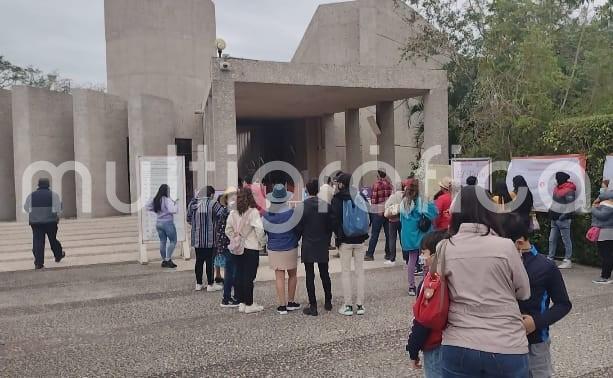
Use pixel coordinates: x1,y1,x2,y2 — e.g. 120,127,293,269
266,184,293,204
219,186,237,206
439,177,452,191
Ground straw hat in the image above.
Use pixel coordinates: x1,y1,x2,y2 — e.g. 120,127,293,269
219,186,237,206
439,177,452,191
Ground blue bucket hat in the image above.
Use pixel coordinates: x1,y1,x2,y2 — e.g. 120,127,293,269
266,184,293,204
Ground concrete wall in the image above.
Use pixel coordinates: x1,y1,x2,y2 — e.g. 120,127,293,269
105,0,216,140
12,86,76,221
73,89,129,218
0,89,15,221
128,94,177,203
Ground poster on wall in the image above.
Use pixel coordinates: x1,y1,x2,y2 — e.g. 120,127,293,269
451,158,492,191
604,155,613,189
506,154,587,212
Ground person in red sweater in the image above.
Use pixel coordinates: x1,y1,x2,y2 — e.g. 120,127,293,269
365,170,394,261
433,177,452,231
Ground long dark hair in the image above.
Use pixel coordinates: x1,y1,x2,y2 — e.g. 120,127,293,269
237,188,257,215
403,179,419,204
492,179,513,204
449,186,503,236
153,184,170,213
512,175,533,216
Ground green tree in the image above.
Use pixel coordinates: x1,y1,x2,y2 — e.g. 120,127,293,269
0,55,71,92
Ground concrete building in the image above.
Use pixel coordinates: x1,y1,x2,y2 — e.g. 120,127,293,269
0,0,448,221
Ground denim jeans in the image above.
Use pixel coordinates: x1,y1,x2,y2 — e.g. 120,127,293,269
222,250,237,301
387,221,401,262
548,218,572,260
424,346,443,378
156,221,177,261
366,213,389,258
441,345,529,378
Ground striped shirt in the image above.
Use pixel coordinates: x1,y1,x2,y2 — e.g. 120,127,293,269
187,197,223,248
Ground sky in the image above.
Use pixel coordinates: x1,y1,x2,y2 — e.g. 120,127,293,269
0,0,350,86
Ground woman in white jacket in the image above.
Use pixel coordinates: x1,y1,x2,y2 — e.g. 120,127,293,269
225,188,267,314
383,182,405,264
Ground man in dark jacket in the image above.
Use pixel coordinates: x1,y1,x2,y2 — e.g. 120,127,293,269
505,214,572,378
547,172,577,269
330,173,369,316
23,178,65,269
297,179,333,316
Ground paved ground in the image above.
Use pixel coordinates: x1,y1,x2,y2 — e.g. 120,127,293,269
0,258,611,377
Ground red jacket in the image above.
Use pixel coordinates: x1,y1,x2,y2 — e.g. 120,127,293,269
434,191,452,231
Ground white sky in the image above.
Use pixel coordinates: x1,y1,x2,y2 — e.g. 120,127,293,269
0,0,351,86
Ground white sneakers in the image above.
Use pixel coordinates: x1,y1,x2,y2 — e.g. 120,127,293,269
339,305,354,316
383,260,395,266
558,259,573,269
207,283,223,292
195,284,203,291
244,303,264,314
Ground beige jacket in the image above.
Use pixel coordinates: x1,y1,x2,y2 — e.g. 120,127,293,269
225,208,266,251
442,223,531,355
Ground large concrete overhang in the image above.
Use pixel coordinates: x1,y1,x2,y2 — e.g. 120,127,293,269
211,58,447,119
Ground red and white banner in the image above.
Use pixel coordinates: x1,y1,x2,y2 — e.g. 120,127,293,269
506,154,588,212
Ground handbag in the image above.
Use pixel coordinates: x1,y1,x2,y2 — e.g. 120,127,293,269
418,213,432,232
413,240,450,330
586,227,600,243
384,203,400,221
228,209,253,255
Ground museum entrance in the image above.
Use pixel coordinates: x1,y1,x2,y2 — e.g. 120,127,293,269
236,119,308,192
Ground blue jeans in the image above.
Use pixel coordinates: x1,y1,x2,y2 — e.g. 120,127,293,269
424,346,443,378
156,221,177,261
548,218,572,260
366,214,389,258
441,345,529,378
222,250,237,301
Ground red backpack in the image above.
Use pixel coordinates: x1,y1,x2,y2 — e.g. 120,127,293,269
413,240,450,331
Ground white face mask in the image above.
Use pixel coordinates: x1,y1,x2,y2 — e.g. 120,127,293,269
228,199,237,210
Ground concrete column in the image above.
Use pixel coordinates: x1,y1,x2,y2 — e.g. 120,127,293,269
12,86,76,222
377,101,395,169
423,87,449,164
322,113,337,165
73,89,129,218
345,109,361,175
0,89,15,221
211,80,238,189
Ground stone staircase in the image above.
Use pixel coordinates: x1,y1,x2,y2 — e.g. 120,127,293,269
0,216,169,272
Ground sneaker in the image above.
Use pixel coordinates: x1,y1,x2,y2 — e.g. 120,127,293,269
364,255,374,262
277,306,288,315
383,260,395,266
245,303,264,314
161,260,169,268
547,256,554,261
338,305,354,316
238,303,246,313
592,277,613,284
356,305,365,315
303,306,318,316
34,264,44,270
324,301,333,311
168,260,178,268
207,284,223,292
55,251,66,263
408,287,417,296
558,259,572,269
287,302,301,311
221,299,240,308
195,284,203,291
215,277,224,284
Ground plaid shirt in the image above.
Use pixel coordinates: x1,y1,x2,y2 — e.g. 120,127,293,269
371,178,393,214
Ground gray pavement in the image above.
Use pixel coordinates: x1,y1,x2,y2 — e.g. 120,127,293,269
0,261,611,377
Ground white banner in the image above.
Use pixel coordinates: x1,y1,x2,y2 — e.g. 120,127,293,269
507,155,587,212
451,158,491,191
138,156,187,243
604,155,613,189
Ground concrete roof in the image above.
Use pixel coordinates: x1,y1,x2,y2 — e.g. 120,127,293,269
213,58,447,119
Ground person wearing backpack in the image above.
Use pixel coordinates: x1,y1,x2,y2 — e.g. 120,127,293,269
225,188,267,314
400,179,438,296
330,173,370,316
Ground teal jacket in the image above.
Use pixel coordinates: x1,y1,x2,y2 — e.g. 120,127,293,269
399,197,438,251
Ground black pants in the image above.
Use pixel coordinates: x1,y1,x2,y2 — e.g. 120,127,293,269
598,240,613,279
195,248,215,285
234,249,259,306
31,223,63,267
304,262,332,306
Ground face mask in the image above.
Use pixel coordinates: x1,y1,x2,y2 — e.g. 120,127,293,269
228,200,236,209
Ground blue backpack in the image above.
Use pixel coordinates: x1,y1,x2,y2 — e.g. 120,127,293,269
342,196,369,237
